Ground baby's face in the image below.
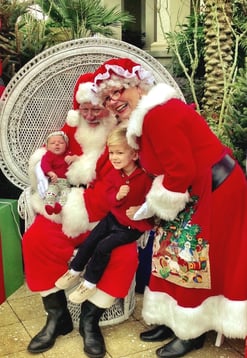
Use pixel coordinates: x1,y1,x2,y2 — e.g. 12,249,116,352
47,135,67,155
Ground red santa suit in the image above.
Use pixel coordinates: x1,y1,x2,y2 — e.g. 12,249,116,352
22,75,138,297
126,83,247,340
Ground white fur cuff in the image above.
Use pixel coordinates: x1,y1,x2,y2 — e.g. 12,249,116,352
62,188,89,238
142,286,247,339
146,175,190,220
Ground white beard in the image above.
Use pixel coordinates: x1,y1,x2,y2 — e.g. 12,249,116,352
28,113,117,237
66,114,116,186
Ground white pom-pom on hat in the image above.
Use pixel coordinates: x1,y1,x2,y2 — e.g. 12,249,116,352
66,109,81,127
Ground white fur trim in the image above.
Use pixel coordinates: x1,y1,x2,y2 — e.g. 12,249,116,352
94,63,155,88
146,175,190,220
28,147,47,191
66,114,115,185
76,81,99,105
127,83,181,149
66,109,81,127
30,191,62,223
28,147,63,221
66,153,97,186
142,286,247,339
61,188,90,238
29,186,98,236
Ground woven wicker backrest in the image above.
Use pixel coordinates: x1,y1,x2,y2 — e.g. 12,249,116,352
0,37,184,190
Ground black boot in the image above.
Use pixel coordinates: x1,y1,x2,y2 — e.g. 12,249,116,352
156,334,206,357
140,325,174,342
79,300,106,358
27,290,73,353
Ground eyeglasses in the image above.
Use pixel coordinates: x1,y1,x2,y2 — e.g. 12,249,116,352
103,87,125,107
79,107,103,116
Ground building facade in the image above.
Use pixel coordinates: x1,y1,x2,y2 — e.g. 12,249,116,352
103,0,191,64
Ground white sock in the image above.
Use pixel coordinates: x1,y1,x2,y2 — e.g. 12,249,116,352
83,280,96,289
69,268,80,276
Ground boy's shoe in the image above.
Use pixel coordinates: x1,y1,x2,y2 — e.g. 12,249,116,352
55,270,80,290
69,282,97,304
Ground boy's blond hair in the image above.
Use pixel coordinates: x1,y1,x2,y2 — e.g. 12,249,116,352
107,124,129,147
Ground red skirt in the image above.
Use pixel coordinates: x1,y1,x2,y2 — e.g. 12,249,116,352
22,215,138,297
143,163,247,339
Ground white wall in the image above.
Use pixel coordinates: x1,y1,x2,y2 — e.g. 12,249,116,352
101,0,191,59
153,0,190,50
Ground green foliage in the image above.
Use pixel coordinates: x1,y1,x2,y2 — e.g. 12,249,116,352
15,12,49,63
232,0,247,68
166,12,205,79
163,4,206,111
0,0,31,30
164,0,246,172
0,0,134,84
175,76,204,105
0,0,33,82
224,67,247,171
36,0,135,40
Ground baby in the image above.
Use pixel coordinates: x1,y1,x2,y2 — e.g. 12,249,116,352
40,131,76,215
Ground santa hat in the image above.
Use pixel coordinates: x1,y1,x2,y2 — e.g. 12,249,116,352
93,58,155,90
67,72,100,127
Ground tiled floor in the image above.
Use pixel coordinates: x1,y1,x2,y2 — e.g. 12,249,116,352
0,283,245,358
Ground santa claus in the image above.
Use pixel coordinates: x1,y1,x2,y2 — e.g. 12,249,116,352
22,73,139,357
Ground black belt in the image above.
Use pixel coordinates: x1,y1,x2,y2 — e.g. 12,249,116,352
70,184,87,189
212,154,236,191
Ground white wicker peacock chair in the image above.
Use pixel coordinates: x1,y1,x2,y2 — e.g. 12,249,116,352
0,37,184,328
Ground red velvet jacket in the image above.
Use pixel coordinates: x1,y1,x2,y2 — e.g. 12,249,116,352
106,166,153,231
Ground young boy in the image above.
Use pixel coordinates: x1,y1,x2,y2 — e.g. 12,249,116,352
41,131,76,215
55,125,154,303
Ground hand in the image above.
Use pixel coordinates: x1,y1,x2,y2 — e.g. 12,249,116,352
65,154,78,165
126,205,141,220
48,172,58,183
133,202,154,220
116,185,130,200
35,161,48,198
